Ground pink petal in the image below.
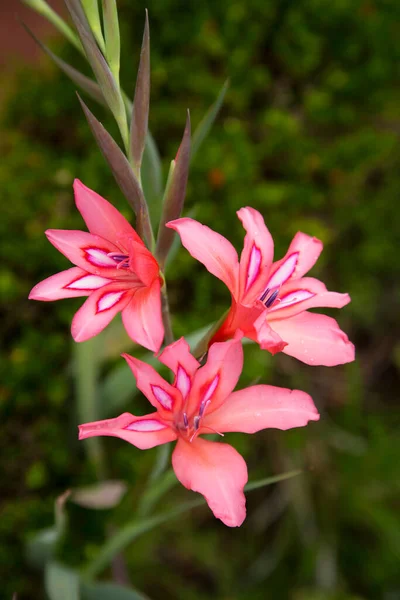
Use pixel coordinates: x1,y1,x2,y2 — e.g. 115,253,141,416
45,229,122,277
271,311,355,366
122,353,182,415
122,279,164,352
251,311,287,354
167,218,239,298
269,232,323,284
205,385,319,433
71,283,131,342
78,412,176,450
128,240,159,287
28,267,104,300
237,207,274,303
188,338,243,416
265,252,299,289
172,437,248,527
158,337,200,377
268,277,350,320
73,179,142,247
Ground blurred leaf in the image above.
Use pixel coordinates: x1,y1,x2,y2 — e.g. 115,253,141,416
245,469,302,491
71,480,127,509
45,561,80,600
20,21,105,107
191,79,229,158
26,527,58,569
65,0,127,145
102,0,120,81
130,11,150,178
136,468,177,518
78,96,153,248
22,0,82,51
81,582,150,600
156,111,191,268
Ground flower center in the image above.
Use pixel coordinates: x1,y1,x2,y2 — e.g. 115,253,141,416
260,287,280,308
107,252,130,269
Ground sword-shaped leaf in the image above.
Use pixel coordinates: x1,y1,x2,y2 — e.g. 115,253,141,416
78,95,154,248
102,0,120,82
156,111,191,269
21,20,105,106
130,10,150,179
65,0,128,148
80,0,105,53
191,78,229,159
22,0,82,51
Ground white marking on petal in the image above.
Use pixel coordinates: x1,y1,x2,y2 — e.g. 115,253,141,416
97,291,124,312
245,244,262,292
67,274,111,290
269,289,315,311
202,374,219,404
151,385,173,410
86,248,117,267
125,419,167,432
176,365,191,400
267,252,299,289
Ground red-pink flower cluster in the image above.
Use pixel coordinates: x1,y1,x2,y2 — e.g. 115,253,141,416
30,181,354,526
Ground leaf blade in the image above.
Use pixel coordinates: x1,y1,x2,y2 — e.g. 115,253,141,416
191,78,229,159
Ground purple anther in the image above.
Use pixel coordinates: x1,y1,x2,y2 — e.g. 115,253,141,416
183,412,189,428
199,399,210,418
107,252,128,263
265,288,279,308
260,287,270,303
193,416,200,431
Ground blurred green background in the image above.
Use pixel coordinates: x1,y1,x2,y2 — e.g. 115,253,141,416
1,0,400,598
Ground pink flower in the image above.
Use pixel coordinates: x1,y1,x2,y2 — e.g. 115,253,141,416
167,209,355,366
29,180,163,352
79,337,319,527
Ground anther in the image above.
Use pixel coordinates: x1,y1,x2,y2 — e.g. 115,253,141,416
107,252,130,269
193,416,200,431
265,288,279,308
183,412,189,428
260,287,270,303
199,399,210,418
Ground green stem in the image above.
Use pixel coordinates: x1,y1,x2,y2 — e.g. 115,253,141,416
192,308,230,359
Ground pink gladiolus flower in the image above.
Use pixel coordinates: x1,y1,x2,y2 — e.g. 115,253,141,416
29,180,164,352
79,337,319,527
167,209,355,366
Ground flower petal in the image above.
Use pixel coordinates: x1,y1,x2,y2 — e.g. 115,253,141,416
78,412,176,450
271,311,355,366
251,311,287,354
158,338,200,400
188,338,243,416
237,207,274,303
122,353,181,415
122,279,164,352
268,232,323,285
268,277,350,320
45,229,124,277
172,437,247,527
167,218,239,298
29,267,108,300
74,179,142,247
128,240,159,287
205,385,319,433
71,283,131,342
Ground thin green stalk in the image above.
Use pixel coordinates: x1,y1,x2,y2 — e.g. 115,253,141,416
22,0,82,52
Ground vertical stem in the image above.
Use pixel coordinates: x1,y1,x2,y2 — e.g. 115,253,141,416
161,280,174,345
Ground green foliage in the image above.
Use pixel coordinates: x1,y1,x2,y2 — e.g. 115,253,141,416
1,0,400,598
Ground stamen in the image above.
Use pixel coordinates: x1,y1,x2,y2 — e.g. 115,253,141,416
260,287,270,302
265,288,279,308
107,252,130,269
193,416,200,431
183,412,189,428
199,399,211,418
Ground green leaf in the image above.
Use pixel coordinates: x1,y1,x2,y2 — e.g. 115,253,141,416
102,0,120,82
156,111,191,269
81,582,150,600
136,468,177,519
191,79,229,159
78,96,153,248
65,0,127,148
20,21,105,107
26,526,58,569
22,0,82,52
141,132,163,225
81,0,106,54
130,11,150,178
45,562,80,600
83,469,301,578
